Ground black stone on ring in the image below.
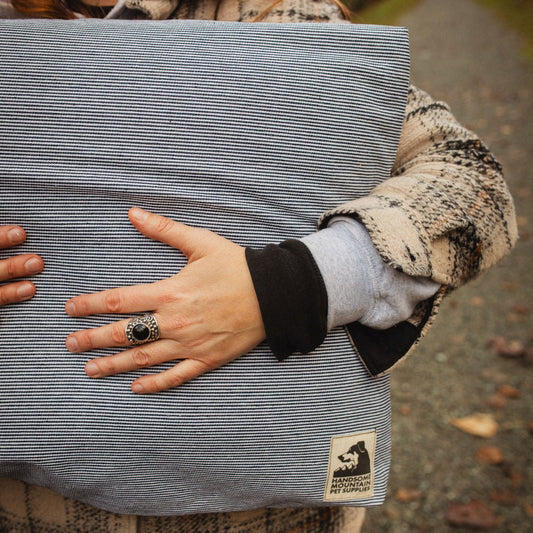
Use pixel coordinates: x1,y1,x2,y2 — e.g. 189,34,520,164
125,314,160,345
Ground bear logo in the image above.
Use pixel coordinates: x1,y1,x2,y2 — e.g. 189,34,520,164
324,430,376,501
333,440,371,478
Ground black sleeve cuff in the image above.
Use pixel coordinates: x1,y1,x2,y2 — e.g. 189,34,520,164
245,239,328,361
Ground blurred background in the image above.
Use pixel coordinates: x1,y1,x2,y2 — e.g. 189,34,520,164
350,0,532,531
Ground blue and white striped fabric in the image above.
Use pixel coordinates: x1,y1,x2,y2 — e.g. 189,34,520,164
0,19,409,515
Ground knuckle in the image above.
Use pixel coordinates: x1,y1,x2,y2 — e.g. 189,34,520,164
132,348,152,368
5,259,17,280
156,216,175,234
163,373,184,390
193,358,211,373
165,314,192,332
159,290,181,305
0,287,12,306
110,322,126,344
104,291,122,313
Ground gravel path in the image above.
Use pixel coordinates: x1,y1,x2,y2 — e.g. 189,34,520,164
363,1,533,531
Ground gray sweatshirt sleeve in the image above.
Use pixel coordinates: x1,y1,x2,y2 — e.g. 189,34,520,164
300,216,440,330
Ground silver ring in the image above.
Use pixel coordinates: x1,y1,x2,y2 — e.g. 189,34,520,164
125,314,160,345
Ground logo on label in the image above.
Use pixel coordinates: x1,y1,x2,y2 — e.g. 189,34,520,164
323,430,376,501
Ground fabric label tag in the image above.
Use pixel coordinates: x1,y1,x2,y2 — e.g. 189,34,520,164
323,430,376,501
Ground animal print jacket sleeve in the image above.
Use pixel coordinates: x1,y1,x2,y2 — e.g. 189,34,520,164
319,85,518,375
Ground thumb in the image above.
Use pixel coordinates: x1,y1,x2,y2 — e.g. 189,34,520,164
128,207,218,259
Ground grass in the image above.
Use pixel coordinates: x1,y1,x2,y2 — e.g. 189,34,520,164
352,0,422,25
474,0,533,57
349,0,533,57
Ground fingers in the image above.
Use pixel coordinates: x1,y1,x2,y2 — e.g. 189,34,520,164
65,283,164,317
66,318,128,353
0,225,26,249
0,227,43,307
83,339,181,378
129,207,217,259
82,337,217,394
0,254,44,283
131,358,212,394
65,313,165,353
0,281,36,306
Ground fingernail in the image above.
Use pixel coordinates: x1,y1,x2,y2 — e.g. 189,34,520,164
65,336,79,352
65,301,76,316
132,383,144,394
85,362,99,377
7,228,25,244
130,207,148,222
25,257,42,274
17,283,34,300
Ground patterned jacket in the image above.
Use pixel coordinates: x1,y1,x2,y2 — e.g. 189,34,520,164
0,0,517,532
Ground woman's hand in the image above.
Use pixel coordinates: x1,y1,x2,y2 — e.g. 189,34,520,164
0,225,44,306
65,207,266,394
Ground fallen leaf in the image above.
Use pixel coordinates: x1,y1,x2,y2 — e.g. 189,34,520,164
451,413,499,438
525,502,533,518
497,339,524,359
445,500,498,529
528,418,533,435
486,394,507,409
395,487,423,503
471,296,485,306
501,281,517,291
398,405,411,416
516,216,528,228
489,489,517,506
513,304,530,315
476,446,504,464
497,384,520,398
